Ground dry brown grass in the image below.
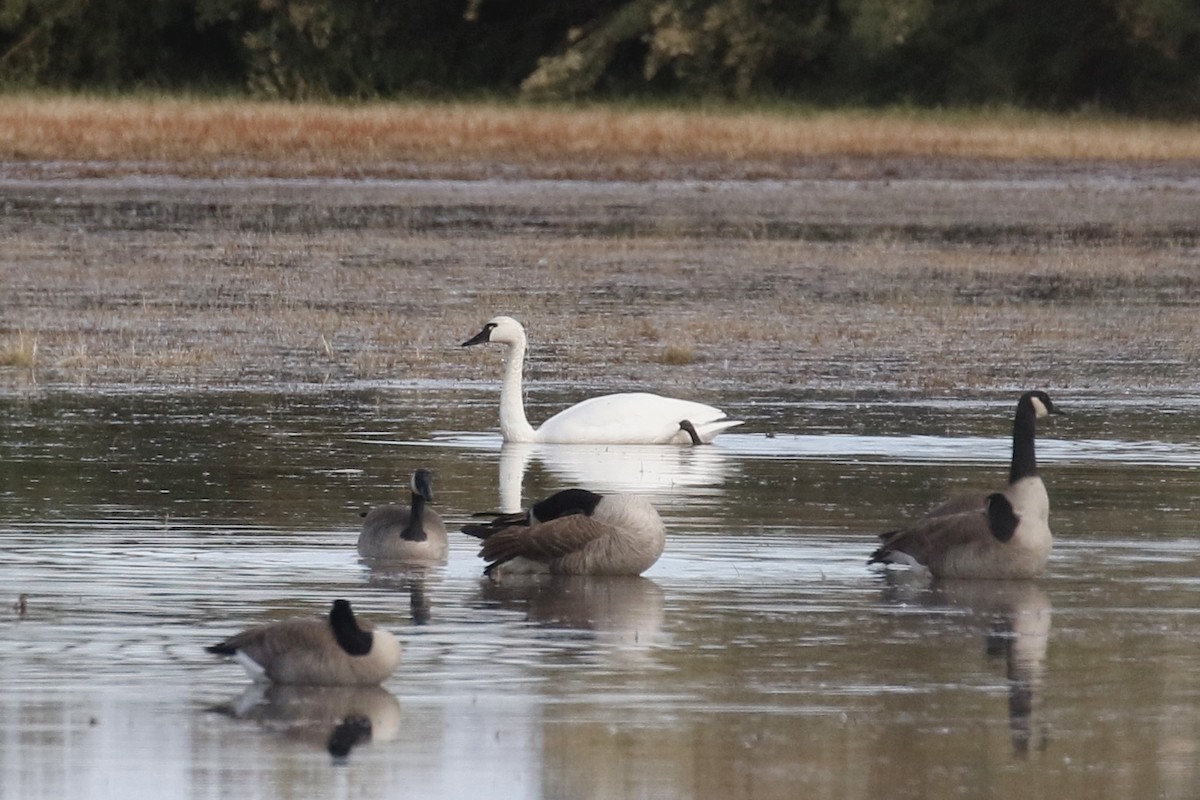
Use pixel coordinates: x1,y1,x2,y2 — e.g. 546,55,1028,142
0,330,38,369
2,95,1199,179
656,345,698,366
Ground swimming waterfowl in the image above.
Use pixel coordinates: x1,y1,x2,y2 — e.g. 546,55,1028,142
462,488,666,576
205,599,401,686
357,469,448,562
461,316,742,444
869,390,1064,579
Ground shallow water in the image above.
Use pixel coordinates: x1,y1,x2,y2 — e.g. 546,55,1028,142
1,388,1198,799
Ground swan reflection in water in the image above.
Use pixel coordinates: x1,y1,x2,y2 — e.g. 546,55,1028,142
211,683,401,759
479,575,666,657
497,441,736,512
885,576,1051,757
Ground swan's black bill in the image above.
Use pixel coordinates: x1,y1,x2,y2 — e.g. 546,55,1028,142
461,323,495,347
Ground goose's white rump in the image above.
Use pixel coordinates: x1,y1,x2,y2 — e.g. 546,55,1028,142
462,315,742,445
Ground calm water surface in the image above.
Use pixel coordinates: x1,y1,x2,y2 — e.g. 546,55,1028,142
1,387,1198,799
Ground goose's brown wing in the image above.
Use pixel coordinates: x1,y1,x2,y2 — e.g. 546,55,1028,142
206,618,332,663
462,510,531,540
877,493,988,541
921,493,988,520
872,509,991,567
479,515,613,570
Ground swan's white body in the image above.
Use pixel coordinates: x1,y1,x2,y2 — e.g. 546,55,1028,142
463,316,742,444
535,392,736,444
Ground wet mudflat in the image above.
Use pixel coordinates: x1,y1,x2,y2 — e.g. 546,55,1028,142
2,173,1200,394
1,169,1199,798
1,387,1198,799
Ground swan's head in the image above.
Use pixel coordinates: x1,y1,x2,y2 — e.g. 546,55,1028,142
462,316,527,348
1020,390,1064,419
411,468,434,502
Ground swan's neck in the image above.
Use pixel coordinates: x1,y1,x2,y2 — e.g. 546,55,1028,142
401,492,427,542
499,339,537,443
1009,403,1038,484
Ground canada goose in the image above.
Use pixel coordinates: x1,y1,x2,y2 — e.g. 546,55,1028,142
869,390,1064,579
461,316,742,444
462,489,666,576
357,468,448,562
206,599,401,686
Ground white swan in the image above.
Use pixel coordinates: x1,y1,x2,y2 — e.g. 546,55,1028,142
461,316,742,444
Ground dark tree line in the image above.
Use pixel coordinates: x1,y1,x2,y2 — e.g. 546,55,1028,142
2,0,1197,114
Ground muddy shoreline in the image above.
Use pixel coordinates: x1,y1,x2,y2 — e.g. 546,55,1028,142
2,165,1198,396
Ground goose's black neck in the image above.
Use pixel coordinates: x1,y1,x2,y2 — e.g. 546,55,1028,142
330,600,373,656
532,489,603,522
401,492,428,542
1009,397,1038,484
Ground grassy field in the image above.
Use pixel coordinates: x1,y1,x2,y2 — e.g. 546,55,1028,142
2,95,1200,179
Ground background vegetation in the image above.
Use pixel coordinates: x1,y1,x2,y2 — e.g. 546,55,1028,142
1,0,1198,115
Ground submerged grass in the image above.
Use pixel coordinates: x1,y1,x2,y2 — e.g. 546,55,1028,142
2,95,1199,179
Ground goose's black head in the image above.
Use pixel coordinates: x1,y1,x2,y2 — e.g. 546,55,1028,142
411,468,434,503
329,599,374,656
1020,390,1064,420
986,493,1019,543
531,489,604,523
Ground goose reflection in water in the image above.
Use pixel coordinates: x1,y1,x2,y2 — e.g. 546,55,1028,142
884,576,1051,757
497,440,736,513
479,575,666,655
938,581,1052,758
210,684,401,759
362,562,441,626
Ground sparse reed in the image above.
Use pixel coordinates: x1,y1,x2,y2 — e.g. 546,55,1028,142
0,331,38,370
656,345,698,365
